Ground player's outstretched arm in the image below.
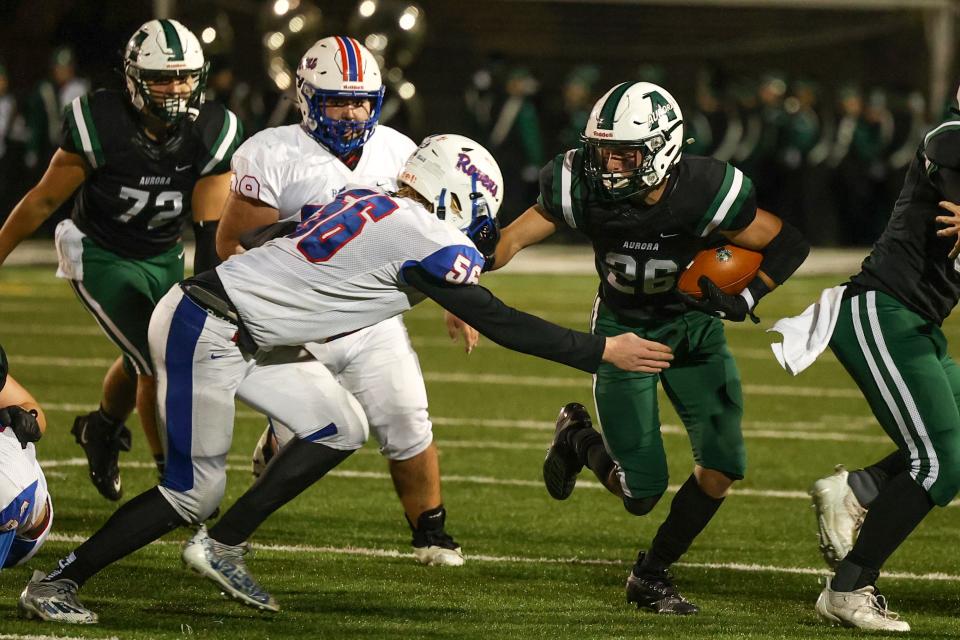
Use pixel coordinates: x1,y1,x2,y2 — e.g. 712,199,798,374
488,203,558,271
402,266,672,373
0,149,87,266
215,191,281,260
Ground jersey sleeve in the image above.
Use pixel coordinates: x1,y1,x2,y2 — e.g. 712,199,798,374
401,244,485,286
537,149,588,230
230,135,283,208
195,103,244,177
689,161,757,236
923,122,960,171
60,93,105,169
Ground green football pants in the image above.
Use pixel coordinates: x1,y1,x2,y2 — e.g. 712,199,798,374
69,238,184,376
830,289,960,506
590,300,747,499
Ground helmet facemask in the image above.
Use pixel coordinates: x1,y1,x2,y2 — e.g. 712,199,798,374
126,63,209,125
299,80,385,156
582,134,668,201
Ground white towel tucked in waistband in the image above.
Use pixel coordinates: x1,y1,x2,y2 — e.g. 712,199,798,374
767,285,847,376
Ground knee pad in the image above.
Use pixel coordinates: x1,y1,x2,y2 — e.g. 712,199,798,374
372,409,433,460
622,493,662,516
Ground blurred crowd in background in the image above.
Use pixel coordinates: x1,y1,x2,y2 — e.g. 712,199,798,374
0,0,951,248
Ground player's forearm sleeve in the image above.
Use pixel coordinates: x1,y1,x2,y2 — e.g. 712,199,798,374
402,266,605,373
193,221,221,274
758,220,809,285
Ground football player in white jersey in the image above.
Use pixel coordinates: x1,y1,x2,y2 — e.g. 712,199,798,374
215,37,466,565
19,134,674,622
0,346,54,579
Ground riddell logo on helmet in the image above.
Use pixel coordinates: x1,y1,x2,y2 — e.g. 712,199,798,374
591,131,614,138
456,153,499,197
342,82,364,90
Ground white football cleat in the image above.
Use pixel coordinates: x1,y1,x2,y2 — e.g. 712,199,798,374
182,525,279,612
809,465,866,568
413,544,465,567
815,577,910,632
18,570,98,624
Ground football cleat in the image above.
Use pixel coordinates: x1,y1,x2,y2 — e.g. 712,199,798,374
18,570,98,624
625,553,699,615
408,506,464,567
809,465,866,568
542,402,592,500
251,424,278,478
815,577,910,632
181,525,279,612
71,410,132,501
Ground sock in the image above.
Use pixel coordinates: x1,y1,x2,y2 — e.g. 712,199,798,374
46,487,185,587
848,450,908,507
569,428,615,487
831,471,933,591
96,405,124,425
209,438,354,546
641,474,724,574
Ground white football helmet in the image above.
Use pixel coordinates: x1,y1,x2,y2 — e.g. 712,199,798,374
399,134,503,232
123,19,207,124
296,36,385,156
582,81,684,200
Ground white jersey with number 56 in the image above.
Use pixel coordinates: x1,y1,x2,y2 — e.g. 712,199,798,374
216,187,485,349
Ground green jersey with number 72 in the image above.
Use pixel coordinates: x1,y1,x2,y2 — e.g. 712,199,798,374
60,89,243,259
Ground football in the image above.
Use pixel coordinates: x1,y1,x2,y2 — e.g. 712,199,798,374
676,245,763,298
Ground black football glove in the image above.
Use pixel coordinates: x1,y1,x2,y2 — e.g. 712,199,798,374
0,405,42,448
678,276,759,323
466,215,500,269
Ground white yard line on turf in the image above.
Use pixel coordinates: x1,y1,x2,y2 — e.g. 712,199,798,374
39,457,960,506
0,635,120,640
40,532,960,583
34,402,883,440
11,354,862,398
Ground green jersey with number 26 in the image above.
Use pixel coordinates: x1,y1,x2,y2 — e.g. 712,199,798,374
60,89,243,259
538,150,757,321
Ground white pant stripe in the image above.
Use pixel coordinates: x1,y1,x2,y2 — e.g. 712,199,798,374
864,291,939,489
71,281,151,375
851,294,925,487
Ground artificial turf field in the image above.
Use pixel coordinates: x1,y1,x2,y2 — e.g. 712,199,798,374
1,264,959,639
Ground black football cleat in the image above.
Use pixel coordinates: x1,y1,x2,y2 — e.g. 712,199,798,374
71,410,132,501
626,552,699,615
542,402,593,500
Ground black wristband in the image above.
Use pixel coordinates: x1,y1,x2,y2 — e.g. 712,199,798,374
740,278,772,311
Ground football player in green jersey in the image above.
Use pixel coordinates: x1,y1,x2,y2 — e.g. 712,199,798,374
0,19,242,501
490,81,809,614
777,102,960,633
